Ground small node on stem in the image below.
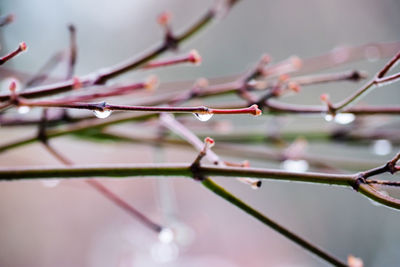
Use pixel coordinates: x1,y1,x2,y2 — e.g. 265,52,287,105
347,255,363,267
188,49,202,65
72,77,82,90
145,75,159,91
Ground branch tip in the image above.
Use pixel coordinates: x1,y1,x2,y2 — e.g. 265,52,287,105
250,104,262,116
19,42,28,52
157,11,172,26
145,75,159,91
188,49,202,65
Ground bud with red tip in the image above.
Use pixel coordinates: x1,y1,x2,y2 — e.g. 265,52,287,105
157,11,172,26
19,42,27,52
204,137,215,149
188,49,201,65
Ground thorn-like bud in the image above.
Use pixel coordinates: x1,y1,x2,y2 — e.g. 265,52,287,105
204,137,215,148
250,104,262,116
9,80,17,92
188,49,201,65
347,255,363,267
288,81,301,93
157,11,171,26
72,77,82,90
320,93,330,103
145,75,159,91
19,42,27,52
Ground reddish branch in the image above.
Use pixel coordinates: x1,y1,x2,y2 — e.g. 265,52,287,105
0,42,27,65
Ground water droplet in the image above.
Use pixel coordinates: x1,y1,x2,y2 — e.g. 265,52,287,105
93,109,112,119
281,159,309,173
158,227,174,244
334,113,355,125
17,106,30,114
193,112,213,122
364,46,381,62
150,242,179,263
41,179,60,188
324,114,333,122
371,139,392,156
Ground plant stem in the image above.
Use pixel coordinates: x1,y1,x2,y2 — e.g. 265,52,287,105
201,177,347,267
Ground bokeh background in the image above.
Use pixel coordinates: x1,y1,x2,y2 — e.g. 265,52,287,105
0,0,400,266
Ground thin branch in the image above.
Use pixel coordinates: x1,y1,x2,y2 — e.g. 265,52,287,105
0,42,27,65
0,1,239,102
0,14,14,27
17,99,262,117
202,177,347,267
41,141,163,233
1,153,398,209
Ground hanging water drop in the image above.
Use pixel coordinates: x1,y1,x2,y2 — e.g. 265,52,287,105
17,105,30,114
41,179,60,188
93,109,112,119
158,227,174,244
324,114,333,122
371,139,392,156
193,112,213,122
281,159,309,173
334,113,355,125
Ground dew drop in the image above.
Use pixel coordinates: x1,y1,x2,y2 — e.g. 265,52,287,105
193,112,213,122
93,109,112,119
17,106,30,114
324,114,333,122
41,179,60,188
281,159,309,173
158,227,174,244
334,113,355,125
371,139,392,156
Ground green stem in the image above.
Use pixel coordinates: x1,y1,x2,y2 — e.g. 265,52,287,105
201,177,347,267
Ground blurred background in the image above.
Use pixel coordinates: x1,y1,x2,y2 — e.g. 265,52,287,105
0,0,400,266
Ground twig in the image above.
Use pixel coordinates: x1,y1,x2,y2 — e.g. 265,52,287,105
0,42,27,65
0,14,14,27
202,177,347,267
1,153,399,209
0,1,240,101
41,141,163,233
